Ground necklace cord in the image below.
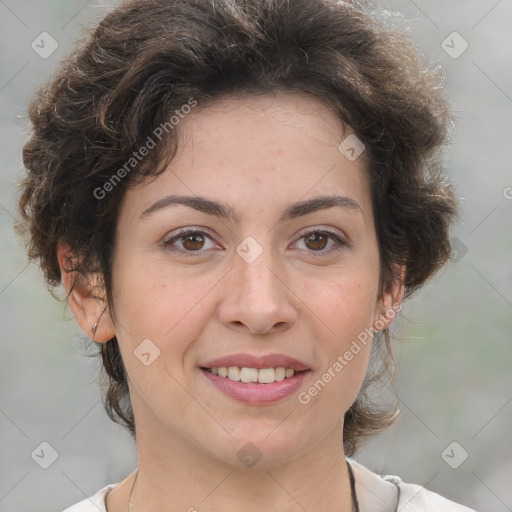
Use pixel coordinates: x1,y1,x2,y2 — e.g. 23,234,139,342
127,469,138,512
347,460,360,512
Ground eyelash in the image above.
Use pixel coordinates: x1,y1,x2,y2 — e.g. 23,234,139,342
162,227,348,258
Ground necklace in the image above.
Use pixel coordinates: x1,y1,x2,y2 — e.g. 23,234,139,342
127,469,137,512
127,462,359,511
347,460,360,512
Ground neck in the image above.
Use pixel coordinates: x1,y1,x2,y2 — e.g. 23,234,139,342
117,422,354,512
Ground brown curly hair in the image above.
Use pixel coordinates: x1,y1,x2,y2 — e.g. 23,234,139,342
16,0,458,456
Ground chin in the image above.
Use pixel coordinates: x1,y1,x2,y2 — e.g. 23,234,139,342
199,423,314,470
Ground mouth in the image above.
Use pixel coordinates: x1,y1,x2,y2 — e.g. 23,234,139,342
198,353,311,404
200,366,309,384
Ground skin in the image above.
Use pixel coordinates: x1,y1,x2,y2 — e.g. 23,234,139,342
58,92,404,512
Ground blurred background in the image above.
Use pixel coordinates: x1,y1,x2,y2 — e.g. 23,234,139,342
0,0,510,511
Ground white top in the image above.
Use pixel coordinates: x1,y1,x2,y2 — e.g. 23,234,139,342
62,459,477,511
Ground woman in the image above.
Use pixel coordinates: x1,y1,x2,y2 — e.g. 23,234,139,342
16,0,477,510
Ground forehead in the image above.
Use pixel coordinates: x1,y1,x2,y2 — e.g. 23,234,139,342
119,92,373,225
180,92,347,150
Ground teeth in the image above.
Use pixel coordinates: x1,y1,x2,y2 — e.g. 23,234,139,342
209,366,295,384
240,367,258,383
208,366,298,383
274,367,286,381
258,368,275,384
227,366,241,381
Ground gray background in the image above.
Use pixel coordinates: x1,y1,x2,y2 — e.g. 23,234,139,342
0,1,511,511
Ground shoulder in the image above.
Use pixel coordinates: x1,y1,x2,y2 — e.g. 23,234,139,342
348,459,477,512
62,482,120,512
394,479,477,512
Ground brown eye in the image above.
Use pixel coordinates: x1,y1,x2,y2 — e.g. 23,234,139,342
304,231,329,251
294,229,347,255
163,228,217,256
181,232,205,251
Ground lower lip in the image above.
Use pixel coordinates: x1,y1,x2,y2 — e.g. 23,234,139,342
200,368,310,405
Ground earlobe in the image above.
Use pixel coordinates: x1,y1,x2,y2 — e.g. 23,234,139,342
56,243,116,342
373,265,405,331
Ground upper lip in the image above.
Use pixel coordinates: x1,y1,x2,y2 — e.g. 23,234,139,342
201,353,310,371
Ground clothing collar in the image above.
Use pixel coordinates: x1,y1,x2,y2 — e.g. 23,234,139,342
348,458,400,512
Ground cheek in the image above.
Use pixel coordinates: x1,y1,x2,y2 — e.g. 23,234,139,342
302,266,379,338
298,259,378,400
300,277,375,420
320,278,375,381
110,250,217,348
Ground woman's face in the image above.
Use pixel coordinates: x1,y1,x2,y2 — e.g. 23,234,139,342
107,93,399,467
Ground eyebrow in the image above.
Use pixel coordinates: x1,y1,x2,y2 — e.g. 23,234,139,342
139,194,362,222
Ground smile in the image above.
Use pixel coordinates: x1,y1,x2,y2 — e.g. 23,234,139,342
203,366,300,384
200,367,310,404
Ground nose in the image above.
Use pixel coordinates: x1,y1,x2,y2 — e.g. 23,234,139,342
218,243,298,335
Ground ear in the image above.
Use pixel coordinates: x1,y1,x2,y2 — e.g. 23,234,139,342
373,265,405,332
57,243,116,342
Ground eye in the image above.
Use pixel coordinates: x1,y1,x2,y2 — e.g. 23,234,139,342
162,228,218,256
293,228,348,255
162,227,348,257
